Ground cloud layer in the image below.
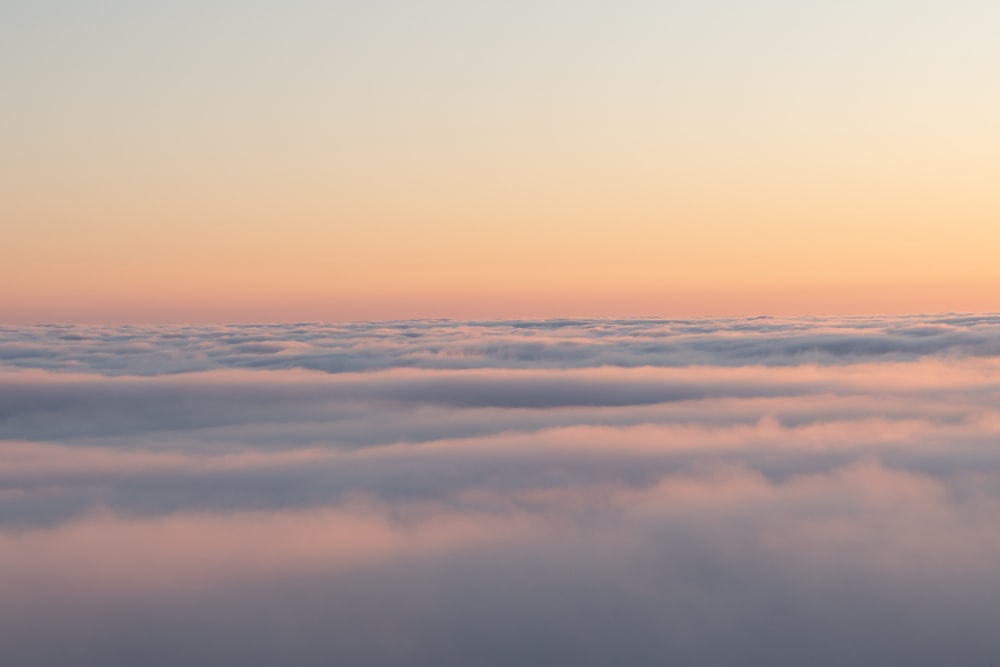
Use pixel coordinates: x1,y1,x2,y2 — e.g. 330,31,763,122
3,315,1000,665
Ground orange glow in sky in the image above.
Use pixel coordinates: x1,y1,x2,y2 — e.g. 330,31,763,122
3,2,998,322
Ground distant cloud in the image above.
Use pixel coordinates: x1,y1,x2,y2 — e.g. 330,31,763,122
3,313,1000,375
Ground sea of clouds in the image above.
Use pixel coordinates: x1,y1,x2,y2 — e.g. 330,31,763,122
3,314,1000,665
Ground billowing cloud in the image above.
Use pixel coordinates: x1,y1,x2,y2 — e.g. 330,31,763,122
2,315,1000,665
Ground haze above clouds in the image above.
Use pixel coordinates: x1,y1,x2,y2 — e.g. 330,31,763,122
4,1,999,320
3,315,1000,665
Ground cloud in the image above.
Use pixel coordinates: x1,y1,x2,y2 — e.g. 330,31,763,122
3,464,1000,666
2,315,1000,665
3,313,1000,375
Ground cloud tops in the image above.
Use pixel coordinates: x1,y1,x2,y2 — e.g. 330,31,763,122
3,314,1000,665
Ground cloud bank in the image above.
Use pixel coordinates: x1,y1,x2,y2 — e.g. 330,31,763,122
3,315,1000,665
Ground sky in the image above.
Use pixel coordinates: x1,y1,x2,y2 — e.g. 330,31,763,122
6,8,1000,661
3,1,999,321
5,314,1000,664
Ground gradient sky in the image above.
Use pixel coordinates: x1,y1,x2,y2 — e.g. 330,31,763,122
3,1,999,322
